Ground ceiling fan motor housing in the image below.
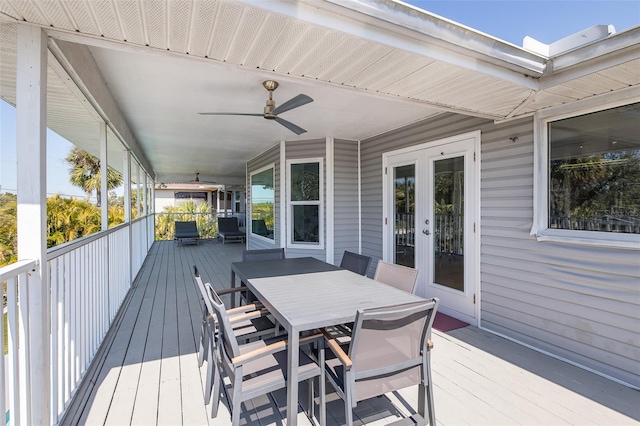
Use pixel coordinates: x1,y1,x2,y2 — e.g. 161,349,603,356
264,99,276,118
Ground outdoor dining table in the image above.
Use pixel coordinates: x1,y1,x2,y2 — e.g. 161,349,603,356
230,257,424,426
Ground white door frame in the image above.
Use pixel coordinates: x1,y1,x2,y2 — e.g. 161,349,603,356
382,130,481,326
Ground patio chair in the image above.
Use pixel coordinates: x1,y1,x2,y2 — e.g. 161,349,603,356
339,251,372,276
218,217,246,244
208,281,326,425
174,220,200,245
193,266,276,405
251,219,273,238
322,298,439,426
240,247,285,313
374,260,419,294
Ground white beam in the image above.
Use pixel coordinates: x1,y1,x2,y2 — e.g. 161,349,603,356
16,22,50,426
325,137,334,264
100,122,108,230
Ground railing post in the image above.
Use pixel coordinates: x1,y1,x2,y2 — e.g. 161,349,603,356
16,23,50,425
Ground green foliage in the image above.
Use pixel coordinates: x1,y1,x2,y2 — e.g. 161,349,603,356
46,195,102,247
251,202,274,230
0,193,17,266
65,147,124,207
550,150,640,226
0,193,131,268
155,200,218,240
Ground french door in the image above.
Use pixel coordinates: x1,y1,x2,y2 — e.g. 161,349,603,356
383,132,479,323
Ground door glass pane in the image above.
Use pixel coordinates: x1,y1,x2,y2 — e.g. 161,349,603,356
433,157,464,291
394,165,415,267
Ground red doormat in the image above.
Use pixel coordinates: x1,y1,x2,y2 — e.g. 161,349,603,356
433,312,468,332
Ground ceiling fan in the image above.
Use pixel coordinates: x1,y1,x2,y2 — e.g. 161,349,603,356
158,172,216,188
189,172,216,185
198,80,313,135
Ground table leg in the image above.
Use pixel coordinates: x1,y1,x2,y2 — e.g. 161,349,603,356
287,329,299,426
230,269,236,308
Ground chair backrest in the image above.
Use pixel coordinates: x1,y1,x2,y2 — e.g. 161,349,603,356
340,251,372,276
204,282,241,367
175,220,198,235
242,248,285,262
374,260,419,294
251,219,270,236
193,264,206,312
349,298,439,402
218,217,239,232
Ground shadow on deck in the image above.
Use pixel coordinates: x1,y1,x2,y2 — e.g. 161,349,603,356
61,240,640,425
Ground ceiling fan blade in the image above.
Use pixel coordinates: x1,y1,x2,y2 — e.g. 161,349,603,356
275,117,307,135
272,94,313,115
198,112,263,116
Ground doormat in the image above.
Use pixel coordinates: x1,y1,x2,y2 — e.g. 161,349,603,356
433,312,468,332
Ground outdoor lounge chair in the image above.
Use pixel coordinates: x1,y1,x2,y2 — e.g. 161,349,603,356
339,251,372,276
217,217,245,244
174,220,200,245
322,298,439,426
374,260,419,294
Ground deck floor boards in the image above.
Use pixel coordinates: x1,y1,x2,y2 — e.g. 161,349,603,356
62,240,640,425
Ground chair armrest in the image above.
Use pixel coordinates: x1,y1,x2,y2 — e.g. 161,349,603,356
230,332,323,367
321,329,352,369
231,339,287,366
217,286,251,296
229,308,270,324
226,303,263,316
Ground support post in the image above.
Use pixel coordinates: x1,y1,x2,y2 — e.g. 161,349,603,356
100,122,108,230
16,23,50,425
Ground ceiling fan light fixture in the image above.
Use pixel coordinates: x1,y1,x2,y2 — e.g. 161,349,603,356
263,80,279,91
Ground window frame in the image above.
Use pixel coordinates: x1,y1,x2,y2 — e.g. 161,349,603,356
249,163,276,244
286,158,324,249
532,90,640,249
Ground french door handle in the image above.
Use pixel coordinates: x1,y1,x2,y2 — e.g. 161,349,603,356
422,229,431,235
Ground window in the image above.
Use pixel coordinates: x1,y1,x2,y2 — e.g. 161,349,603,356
250,165,275,240
288,159,323,248
534,99,640,248
175,191,207,200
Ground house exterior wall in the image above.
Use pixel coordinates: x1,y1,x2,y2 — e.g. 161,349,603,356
247,144,280,250
333,139,361,268
360,112,640,388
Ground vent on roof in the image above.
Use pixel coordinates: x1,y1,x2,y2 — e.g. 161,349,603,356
523,24,616,57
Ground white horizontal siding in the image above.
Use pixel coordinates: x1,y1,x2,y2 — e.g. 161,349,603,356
480,118,640,388
360,112,640,388
333,139,360,267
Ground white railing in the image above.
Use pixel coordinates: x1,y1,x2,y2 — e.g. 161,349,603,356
0,217,152,425
1,259,38,426
47,224,136,423
131,218,146,274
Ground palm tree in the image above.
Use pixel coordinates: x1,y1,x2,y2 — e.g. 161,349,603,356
65,147,124,207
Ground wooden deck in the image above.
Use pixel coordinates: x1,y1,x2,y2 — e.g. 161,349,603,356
62,240,640,425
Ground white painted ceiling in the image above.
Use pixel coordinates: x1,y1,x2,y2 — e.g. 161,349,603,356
0,0,638,185
86,44,441,184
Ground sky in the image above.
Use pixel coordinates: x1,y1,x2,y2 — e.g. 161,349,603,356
402,1,639,45
1,1,638,199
